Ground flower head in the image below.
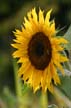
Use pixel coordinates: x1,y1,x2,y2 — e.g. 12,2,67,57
12,8,68,93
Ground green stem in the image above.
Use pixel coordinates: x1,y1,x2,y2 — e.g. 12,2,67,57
40,92,48,108
13,59,23,108
13,59,22,97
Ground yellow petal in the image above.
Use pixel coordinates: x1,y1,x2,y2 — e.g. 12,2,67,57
23,17,35,36
12,50,27,58
39,9,44,25
52,37,68,44
59,38,68,44
14,29,22,35
31,8,38,23
47,64,52,84
50,63,60,84
32,69,42,93
52,52,68,63
52,41,64,51
18,61,30,77
14,28,30,40
18,57,29,63
27,10,39,33
45,9,52,26
54,60,64,75
59,55,68,62
24,17,32,30
11,43,26,49
23,65,32,81
50,20,56,36
41,68,48,92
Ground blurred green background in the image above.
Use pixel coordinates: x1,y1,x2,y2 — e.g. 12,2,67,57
0,0,71,107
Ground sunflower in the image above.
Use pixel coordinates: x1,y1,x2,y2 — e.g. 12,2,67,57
11,8,68,93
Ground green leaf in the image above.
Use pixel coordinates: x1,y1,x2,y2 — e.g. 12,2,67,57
59,75,71,100
64,25,71,50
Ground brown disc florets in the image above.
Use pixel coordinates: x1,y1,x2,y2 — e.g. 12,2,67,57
28,32,52,70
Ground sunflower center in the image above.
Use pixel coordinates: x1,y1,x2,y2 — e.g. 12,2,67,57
35,42,44,56
28,32,52,70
